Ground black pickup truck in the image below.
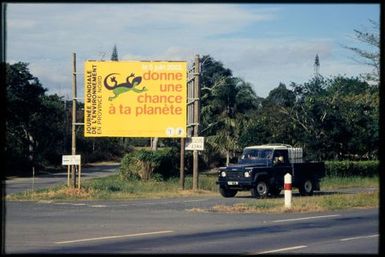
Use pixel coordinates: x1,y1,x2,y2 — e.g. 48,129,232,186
217,144,325,198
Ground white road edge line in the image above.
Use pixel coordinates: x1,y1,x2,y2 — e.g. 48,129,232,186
55,230,174,244
183,199,208,203
273,214,340,223
256,245,307,254
55,203,87,206
118,199,208,206
340,234,379,241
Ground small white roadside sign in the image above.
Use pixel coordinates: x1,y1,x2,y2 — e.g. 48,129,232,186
62,155,81,165
185,137,204,151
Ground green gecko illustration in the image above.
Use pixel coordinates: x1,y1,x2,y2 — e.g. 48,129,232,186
103,73,147,101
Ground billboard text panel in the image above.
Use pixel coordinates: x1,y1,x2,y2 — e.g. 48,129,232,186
84,61,187,137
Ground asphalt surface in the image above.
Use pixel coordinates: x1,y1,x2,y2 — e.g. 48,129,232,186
4,197,379,254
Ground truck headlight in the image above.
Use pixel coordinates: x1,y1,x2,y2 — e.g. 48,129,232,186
244,171,251,178
220,171,227,177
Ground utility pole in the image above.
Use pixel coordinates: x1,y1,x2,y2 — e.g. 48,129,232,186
71,52,77,188
192,55,200,191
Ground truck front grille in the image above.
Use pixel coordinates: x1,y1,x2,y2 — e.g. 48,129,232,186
227,172,244,180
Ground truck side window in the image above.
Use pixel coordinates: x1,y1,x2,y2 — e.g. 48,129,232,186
274,150,288,165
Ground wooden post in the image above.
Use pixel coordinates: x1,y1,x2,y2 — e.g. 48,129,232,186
71,52,77,188
180,137,185,190
192,55,200,191
78,164,81,189
32,166,35,192
67,165,70,187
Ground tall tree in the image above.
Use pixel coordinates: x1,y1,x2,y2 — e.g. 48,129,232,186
199,56,259,165
111,44,119,61
35,94,67,165
323,76,379,159
265,83,295,108
281,77,331,160
343,20,380,84
261,83,297,145
200,55,233,136
6,62,47,174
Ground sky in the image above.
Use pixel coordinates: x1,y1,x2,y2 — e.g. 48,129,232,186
6,3,380,99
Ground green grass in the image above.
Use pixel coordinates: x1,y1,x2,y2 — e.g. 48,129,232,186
210,190,378,213
320,176,378,190
5,174,219,201
5,175,379,214
82,174,219,200
319,191,378,210
208,176,379,213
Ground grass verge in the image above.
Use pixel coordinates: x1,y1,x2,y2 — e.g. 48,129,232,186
206,190,378,214
5,175,379,213
5,174,218,201
320,176,378,190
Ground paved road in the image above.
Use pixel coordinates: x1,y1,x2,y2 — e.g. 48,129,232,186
4,197,379,254
3,163,120,195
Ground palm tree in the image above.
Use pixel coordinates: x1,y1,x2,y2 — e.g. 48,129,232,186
203,74,259,165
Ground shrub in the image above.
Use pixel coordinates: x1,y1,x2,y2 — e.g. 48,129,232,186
120,148,179,181
120,151,142,180
325,160,379,177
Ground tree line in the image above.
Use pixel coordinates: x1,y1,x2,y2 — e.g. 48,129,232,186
199,56,378,166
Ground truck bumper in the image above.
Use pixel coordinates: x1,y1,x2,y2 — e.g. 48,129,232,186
216,179,254,189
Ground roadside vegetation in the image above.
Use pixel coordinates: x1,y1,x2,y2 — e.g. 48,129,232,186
320,176,378,190
5,174,217,201
206,190,378,214
6,174,379,213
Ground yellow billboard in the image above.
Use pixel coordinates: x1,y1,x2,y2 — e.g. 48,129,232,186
84,61,187,137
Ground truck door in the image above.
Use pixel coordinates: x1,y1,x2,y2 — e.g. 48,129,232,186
273,150,291,185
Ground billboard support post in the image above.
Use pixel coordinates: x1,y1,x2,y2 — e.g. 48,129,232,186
71,52,77,188
192,55,200,191
186,55,201,191
180,137,185,190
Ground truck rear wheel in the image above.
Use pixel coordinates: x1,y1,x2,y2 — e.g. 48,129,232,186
219,187,237,198
251,180,269,198
299,179,314,196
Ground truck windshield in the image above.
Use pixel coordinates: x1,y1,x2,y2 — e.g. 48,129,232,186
239,149,273,164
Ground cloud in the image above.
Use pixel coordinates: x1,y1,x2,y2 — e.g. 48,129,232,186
6,3,376,98
6,4,277,56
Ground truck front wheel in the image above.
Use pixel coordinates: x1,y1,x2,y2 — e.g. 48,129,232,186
251,180,269,198
299,179,314,196
219,187,238,198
